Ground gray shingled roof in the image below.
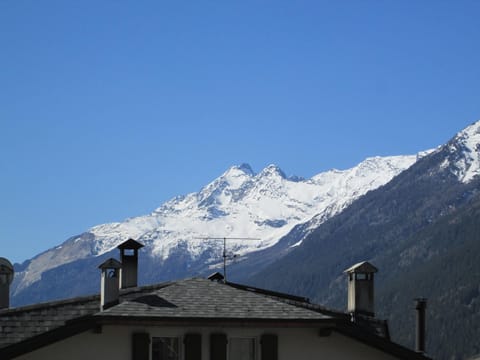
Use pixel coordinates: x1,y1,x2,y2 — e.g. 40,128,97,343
99,278,332,320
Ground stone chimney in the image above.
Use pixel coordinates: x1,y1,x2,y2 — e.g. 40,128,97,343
117,239,144,289
344,261,378,318
0,258,14,309
98,258,122,311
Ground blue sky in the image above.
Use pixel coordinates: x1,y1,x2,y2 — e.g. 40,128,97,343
1,1,479,263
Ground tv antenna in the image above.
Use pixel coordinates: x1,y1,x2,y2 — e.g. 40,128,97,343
195,237,260,281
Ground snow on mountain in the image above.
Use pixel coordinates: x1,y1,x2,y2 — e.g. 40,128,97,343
13,155,420,294
439,120,480,183
283,153,433,249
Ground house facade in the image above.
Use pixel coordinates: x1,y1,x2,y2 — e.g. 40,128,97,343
11,323,407,360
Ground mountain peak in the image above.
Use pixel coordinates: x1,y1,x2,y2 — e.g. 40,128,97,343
234,163,255,175
443,120,480,183
219,163,255,186
260,164,287,179
455,120,480,147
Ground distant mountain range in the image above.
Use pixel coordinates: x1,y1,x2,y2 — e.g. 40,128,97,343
11,149,420,303
9,120,480,360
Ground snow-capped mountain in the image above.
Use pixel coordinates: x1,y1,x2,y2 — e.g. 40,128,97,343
12,154,421,300
438,121,480,183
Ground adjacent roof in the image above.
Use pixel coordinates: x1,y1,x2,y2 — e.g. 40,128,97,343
0,294,100,349
0,277,430,360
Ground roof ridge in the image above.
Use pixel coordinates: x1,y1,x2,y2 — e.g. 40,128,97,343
225,281,310,302
119,280,174,296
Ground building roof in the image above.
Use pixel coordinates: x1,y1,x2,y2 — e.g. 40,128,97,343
99,278,333,321
0,277,430,360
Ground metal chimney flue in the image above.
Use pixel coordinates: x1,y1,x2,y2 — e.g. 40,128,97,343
415,298,427,354
0,258,14,309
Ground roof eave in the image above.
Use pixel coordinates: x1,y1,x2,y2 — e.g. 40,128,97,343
94,315,339,328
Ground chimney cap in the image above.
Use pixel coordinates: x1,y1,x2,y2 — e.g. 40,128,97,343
344,261,378,274
208,272,225,282
117,238,144,250
415,298,427,309
0,257,14,284
98,258,122,270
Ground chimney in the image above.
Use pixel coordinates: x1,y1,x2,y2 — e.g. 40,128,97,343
0,258,14,309
98,258,122,311
344,261,378,318
415,298,427,354
117,239,144,289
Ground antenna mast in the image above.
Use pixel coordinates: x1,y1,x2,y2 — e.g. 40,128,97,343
196,237,260,281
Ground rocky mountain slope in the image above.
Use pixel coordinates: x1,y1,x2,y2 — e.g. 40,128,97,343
11,154,420,305
247,120,480,360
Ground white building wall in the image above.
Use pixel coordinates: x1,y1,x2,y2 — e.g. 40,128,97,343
15,325,400,360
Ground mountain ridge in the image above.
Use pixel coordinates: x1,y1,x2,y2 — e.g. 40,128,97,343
11,153,420,301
